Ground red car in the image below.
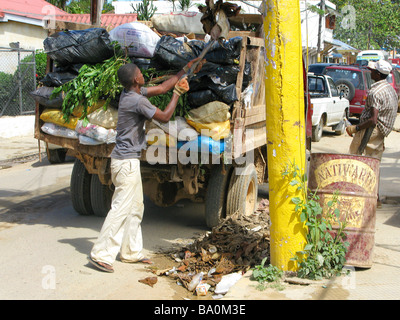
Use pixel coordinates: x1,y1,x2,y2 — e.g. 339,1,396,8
323,65,372,118
386,68,400,111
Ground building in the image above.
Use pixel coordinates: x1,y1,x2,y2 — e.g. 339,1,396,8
0,0,66,50
328,39,359,64
300,0,337,65
0,0,138,51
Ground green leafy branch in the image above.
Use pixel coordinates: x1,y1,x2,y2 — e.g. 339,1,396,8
282,160,349,280
51,47,129,122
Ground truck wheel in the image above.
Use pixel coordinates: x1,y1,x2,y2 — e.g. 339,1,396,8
205,164,233,228
226,163,258,218
312,117,324,142
336,80,355,101
70,159,94,216
46,147,67,164
90,174,113,217
334,111,347,135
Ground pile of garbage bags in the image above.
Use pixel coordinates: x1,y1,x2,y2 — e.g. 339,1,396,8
33,22,252,151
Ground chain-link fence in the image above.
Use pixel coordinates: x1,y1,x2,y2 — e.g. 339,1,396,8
0,47,37,117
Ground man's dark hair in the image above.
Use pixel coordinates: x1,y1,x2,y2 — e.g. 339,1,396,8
117,63,139,90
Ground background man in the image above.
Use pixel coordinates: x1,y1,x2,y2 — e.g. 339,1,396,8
347,59,398,160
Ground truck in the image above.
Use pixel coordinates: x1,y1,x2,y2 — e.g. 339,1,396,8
35,14,314,229
35,19,271,228
356,50,389,66
308,73,349,142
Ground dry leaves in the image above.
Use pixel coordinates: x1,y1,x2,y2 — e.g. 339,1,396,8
152,199,270,294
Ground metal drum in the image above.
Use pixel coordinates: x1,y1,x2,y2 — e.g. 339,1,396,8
308,153,380,268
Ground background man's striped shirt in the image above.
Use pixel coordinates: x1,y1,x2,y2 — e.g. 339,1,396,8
360,79,398,137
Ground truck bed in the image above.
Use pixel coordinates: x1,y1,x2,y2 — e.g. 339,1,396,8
35,35,266,166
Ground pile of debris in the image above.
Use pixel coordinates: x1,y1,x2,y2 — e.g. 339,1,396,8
152,198,270,297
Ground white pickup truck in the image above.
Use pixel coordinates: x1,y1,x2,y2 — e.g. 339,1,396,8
308,73,349,142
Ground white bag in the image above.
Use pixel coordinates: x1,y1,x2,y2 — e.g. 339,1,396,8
87,106,118,129
109,22,160,58
75,120,116,144
41,122,78,139
78,135,103,145
151,12,205,34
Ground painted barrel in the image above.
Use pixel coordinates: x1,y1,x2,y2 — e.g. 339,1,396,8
308,153,380,268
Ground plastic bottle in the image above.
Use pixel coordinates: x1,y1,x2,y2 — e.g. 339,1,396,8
187,272,204,291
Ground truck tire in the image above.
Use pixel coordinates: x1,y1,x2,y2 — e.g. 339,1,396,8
90,174,113,217
205,164,233,228
312,116,324,142
334,111,347,135
226,163,258,218
46,147,67,164
335,80,355,102
70,159,94,216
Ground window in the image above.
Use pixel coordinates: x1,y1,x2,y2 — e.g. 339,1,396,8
328,78,339,97
324,69,364,89
308,77,326,93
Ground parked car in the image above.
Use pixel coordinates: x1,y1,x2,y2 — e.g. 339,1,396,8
323,65,372,118
386,68,400,111
308,73,349,142
308,63,338,75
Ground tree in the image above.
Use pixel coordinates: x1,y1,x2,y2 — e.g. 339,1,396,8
46,0,68,10
46,0,114,14
331,0,400,50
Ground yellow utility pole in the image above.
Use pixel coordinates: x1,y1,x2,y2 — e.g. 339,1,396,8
262,0,307,271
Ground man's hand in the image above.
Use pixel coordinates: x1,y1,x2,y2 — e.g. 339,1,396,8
183,57,206,74
173,76,189,96
346,125,357,136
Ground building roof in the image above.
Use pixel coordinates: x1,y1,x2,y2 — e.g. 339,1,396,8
0,0,67,21
56,13,138,29
331,39,359,53
0,0,137,29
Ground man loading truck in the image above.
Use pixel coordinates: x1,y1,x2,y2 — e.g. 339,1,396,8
89,58,204,273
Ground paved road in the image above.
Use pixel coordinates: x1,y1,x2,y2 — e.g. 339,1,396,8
0,157,209,300
0,115,399,300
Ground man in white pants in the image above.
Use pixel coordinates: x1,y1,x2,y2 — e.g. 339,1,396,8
89,58,203,272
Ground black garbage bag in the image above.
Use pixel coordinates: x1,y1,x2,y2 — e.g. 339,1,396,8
132,57,164,71
187,90,219,108
189,76,238,105
202,36,242,65
54,63,84,74
191,61,251,89
43,28,114,66
29,86,63,108
40,71,77,87
153,36,243,70
153,36,198,70
210,83,238,105
191,62,239,86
